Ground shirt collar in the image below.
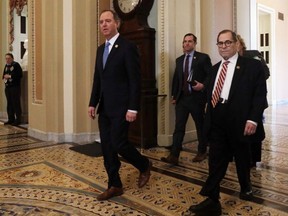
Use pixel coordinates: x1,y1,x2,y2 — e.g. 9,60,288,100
221,52,238,65
106,33,119,48
186,50,195,57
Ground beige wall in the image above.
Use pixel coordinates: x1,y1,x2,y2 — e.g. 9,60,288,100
201,0,234,64
1,0,287,145
156,0,235,146
28,0,101,142
257,0,288,104
28,0,65,139
0,1,9,118
156,0,202,146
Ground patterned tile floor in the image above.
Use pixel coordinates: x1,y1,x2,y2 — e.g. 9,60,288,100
0,104,287,215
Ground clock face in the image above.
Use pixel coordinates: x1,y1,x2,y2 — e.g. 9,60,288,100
118,0,140,14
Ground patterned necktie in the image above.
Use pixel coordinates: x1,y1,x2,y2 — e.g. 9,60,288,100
103,42,110,68
211,61,229,107
183,54,190,94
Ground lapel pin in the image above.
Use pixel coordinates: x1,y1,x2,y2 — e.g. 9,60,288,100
236,66,240,69
115,44,118,48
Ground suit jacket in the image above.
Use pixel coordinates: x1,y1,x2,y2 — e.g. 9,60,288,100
204,56,267,143
243,50,270,80
171,51,212,103
89,36,141,117
2,61,23,87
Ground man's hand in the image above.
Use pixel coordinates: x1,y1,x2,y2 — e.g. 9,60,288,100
126,111,137,122
3,74,11,79
244,121,257,136
88,106,96,119
192,80,204,91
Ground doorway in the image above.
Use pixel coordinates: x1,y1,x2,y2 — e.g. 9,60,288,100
258,4,275,105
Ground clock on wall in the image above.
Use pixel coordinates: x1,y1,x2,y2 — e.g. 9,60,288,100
117,0,140,13
113,0,154,22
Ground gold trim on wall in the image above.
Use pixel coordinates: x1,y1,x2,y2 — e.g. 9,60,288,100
97,1,100,46
158,0,166,135
31,0,42,104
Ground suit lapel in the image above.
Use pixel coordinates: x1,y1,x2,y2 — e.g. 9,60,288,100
179,55,185,80
100,44,105,70
228,57,244,100
191,51,198,70
104,37,121,67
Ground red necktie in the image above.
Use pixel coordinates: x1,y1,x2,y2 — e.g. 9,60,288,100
183,54,190,94
211,61,229,107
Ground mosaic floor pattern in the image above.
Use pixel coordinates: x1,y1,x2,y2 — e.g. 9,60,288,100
0,104,288,215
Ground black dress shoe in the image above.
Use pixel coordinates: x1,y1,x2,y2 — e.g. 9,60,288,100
4,120,14,125
239,190,253,201
199,188,209,196
189,198,222,215
250,161,257,168
160,154,179,165
12,121,20,126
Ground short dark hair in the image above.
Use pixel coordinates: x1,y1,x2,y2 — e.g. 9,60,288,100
217,29,237,42
100,9,121,23
5,53,14,59
183,33,197,43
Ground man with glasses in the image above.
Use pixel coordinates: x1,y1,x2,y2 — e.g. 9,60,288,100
188,30,267,215
161,33,212,165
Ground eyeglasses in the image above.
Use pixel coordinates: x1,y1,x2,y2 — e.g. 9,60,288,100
216,40,235,47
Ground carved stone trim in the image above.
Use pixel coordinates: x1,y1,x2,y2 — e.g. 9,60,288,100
30,0,42,104
97,1,100,45
158,0,166,134
9,0,27,15
8,0,28,51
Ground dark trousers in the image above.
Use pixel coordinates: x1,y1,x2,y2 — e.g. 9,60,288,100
251,141,262,164
5,86,22,122
98,113,149,188
171,94,206,158
200,103,251,200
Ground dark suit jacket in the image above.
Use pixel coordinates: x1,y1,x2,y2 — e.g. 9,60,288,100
243,50,270,80
171,51,212,103
2,61,23,87
89,36,141,117
204,56,267,143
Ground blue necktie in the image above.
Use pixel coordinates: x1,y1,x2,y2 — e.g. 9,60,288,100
103,42,110,68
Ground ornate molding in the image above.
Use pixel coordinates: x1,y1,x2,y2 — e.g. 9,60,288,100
97,1,100,45
30,0,42,104
10,0,27,15
8,0,28,51
158,0,166,134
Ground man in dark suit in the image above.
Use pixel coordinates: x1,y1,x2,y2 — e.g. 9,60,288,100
2,53,23,126
88,10,152,201
188,30,267,215
237,34,269,167
161,33,212,165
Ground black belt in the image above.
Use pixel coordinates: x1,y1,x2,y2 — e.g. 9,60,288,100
218,97,228,104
